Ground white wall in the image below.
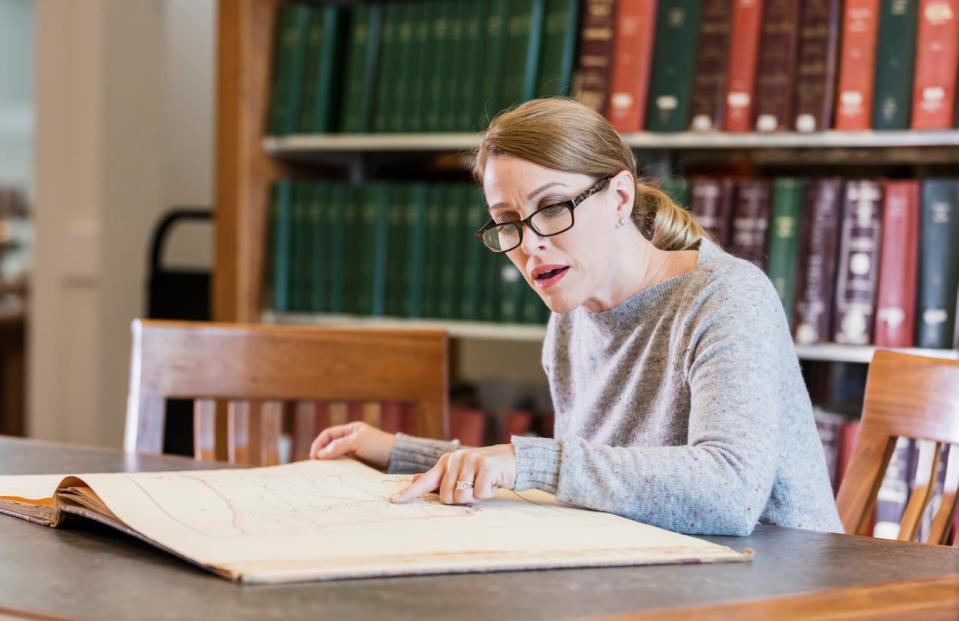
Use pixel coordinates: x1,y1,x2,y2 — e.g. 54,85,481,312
30,0,216,447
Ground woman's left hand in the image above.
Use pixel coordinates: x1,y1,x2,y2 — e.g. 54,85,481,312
390,444,517,505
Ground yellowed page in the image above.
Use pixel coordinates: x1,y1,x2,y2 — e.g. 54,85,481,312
69,459,746,583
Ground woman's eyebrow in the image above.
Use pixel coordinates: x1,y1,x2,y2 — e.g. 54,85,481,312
487,181,568,212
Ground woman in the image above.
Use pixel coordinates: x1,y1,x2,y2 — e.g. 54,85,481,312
310,98,842,536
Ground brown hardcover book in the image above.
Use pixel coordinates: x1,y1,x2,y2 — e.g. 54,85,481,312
724,0,764,132
835,0,881,130
573,0,617,116
753,0,804,132
689,0,733,131
608,0,658,131
728,179,771,268
833,180,884,345
794,0,843,132
874,181,920,348
793,179,843,346
911,0,959,129
689,176,736,247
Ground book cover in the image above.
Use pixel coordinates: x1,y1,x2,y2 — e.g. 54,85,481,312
573,0,617,117
911,0,959,129
267,4,311,136
766,178,805,327
645,0,704,131
794,0,843,132
916,179,959,348
753,0,803,132
689,176,735,247
499,0,547,112
608,0,658,132
872,0,919,129
341,3,383,133
270,181,294,313
793,179,843,346
479,0,511,125
833,180,884,345
298,5,343,134
728,179,771,269
835,0,881,130
536,0,582,98
874,181,920,348
689,0,732,131
723,0,764,132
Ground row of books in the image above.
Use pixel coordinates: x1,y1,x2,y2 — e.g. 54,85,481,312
691,176,959,350
592,0,959,133
268,0,580,135
267,180,549,324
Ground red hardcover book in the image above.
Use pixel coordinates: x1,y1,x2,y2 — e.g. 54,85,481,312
836,420,862,493
574,0,617,117
834,0,881,130
874,181,920,348
911,0,959,129
449,407,488,447
608,0,658,132
498,409,536,443
724,0,764,132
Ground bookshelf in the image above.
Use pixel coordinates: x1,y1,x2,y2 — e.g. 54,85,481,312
216,0,959,362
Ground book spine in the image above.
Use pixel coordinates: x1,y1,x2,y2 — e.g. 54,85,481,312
645,0,704,131
833,180,884,345
728,179,771,269
535,0,582,98
689,0,733,131
872,0,919,129
268,5,311,136
573,0,616,117
723,0,764,132
407,2,433,134
753,0,803,132
390,4,417,133
433,1,458,132
297,7,325,133
874,180,920,347
917,178,959,348
309,182,328,312
406,183,428,318
911,0,959,129
461,186,487,321
386,184,408,317
766,178,804,327
290,182,310,312
794,0,843,132
689,176,735,247
341,5,370,133
608,0,658,132
835,0,881,130
270,181,293,312
308,6,342,133
500,0,546,111
793,179,843,345
373,4,400,132
479,0,510,126
459,1,487,130
327,183,347,313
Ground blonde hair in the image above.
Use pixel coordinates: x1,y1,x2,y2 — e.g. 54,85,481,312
473,98,705,251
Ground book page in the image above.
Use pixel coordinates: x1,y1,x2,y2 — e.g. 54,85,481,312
64,459,746,583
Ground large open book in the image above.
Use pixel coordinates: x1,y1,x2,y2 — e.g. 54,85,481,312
0,459,747,584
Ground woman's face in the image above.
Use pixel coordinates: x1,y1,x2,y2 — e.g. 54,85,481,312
482,153,631,314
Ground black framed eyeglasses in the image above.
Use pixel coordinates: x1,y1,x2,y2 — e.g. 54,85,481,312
475,175,612,253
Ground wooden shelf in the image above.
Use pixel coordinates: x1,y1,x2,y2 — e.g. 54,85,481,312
263,130,959,156
265,313,959,362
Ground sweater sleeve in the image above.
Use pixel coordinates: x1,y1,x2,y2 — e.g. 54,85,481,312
387,433,459,474
512,274,788,536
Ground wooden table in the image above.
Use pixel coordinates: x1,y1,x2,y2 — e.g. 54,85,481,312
1,436,957,621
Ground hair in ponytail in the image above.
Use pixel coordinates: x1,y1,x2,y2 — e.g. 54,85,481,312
473,98,706,251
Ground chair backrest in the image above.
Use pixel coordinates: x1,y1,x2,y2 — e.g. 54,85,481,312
836,351,959,546
124,319,448,465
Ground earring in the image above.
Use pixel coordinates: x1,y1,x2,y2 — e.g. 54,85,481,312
617,216,626,227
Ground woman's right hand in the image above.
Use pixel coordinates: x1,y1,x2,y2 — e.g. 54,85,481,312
308,422,396,470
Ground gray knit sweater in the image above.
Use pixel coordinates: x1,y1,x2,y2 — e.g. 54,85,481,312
389,238,843,536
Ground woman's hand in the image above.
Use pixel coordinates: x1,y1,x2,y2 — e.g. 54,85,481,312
309,422,396,470
390,444,517,505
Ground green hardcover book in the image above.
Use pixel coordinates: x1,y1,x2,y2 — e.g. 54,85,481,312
270,181,294,312
290,182,311,312
386,184,409,317
299,5,343,133
309,182,330,312
407,3,433,133
438,0,464,132
478,0,510,128
426,2,454,132
498,0,546,112
422,184,446,318
872,0,919,130
660,176,690,209
535,0,581,97
267,4,311,136
405,183,429,317
342,185,364,314
917,179,959,348
373,3,400,132
458,0,487,130
390,4,417,132
327,182,348,313
341,4,384,133
498,259,525,324
766,178,804,327
460,185,488,320
645,0,703,132
481,251,505,322
438,187,466,318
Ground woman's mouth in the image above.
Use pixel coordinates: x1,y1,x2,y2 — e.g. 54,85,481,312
532,266,569,288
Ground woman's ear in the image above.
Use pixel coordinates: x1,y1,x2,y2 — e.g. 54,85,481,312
611,170,635,218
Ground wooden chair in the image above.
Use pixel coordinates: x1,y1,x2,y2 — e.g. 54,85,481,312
124,319,448,465
836,351,959,546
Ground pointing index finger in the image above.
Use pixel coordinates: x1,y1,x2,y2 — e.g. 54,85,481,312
390,465,443,504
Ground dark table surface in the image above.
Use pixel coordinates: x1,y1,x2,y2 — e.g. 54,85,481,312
1,436,958,621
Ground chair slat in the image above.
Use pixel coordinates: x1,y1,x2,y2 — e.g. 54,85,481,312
929,445,958,545
227,400,250,465
291,401,317,462
328,401,348,427
837,430,896,535
898,440,942,542
193,399,217,461
362,402,383,427
133,396,166,454
251,400,282,466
